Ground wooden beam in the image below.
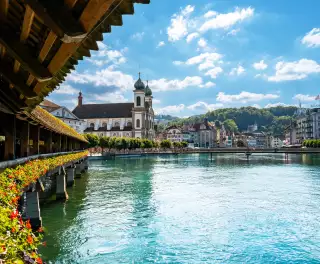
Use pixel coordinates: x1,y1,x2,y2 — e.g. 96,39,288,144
26,31,57,85
14,5,35,73
64,0,79,9
0,0,9,58
24,0,87,43
0,62,38,98
33,0,115,94
0,0,9,21
0,27,53,81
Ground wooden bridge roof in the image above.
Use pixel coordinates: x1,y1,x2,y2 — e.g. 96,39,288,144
0,0,150,114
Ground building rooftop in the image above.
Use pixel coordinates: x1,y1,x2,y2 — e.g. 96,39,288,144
73,103,134,119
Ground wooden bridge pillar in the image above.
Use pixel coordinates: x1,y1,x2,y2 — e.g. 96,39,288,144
66,166,75,187
75,162,82,178
56,167,68,200
25,192,42,230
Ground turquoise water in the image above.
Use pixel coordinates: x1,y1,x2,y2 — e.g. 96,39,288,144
40,154,320,263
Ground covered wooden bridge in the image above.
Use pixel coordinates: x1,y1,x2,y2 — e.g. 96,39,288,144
0,0,150,161
0,1,150,258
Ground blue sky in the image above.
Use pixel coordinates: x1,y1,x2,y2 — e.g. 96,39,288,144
48,0,320,117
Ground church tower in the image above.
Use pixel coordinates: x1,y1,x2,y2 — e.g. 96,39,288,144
132,73,146,139
144,81,155,140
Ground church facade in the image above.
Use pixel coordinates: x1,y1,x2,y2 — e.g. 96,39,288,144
72,74,155,140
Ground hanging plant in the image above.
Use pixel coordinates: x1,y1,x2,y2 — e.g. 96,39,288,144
0,150,88,263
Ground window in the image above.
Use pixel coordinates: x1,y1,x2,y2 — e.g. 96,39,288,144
102,122,107,127
136,119,140,128
90,123,94,128
114,121,120,127
137,96,141,106
127,121,132,127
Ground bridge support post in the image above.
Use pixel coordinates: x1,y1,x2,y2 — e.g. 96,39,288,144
56,167,68,200
75,163,82,178
25,192,42,230
66,166,75,187
84,158,88,171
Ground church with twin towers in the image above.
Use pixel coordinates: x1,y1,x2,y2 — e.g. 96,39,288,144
72,73,155,140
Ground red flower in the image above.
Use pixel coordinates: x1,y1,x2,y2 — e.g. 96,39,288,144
38,227,44,233
26,220,32,229
42,241,47,247
36,258,43,264
27,235,33,244
1,246,5,252
10,210,18,220
11,227,16,233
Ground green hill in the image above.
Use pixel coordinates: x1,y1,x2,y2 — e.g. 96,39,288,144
168,106,297,135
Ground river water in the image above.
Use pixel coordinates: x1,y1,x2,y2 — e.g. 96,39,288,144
40,154,320,263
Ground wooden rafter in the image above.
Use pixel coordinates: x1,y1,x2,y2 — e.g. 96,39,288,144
0,62,37,98
34,0,115,94
24,0,87,43
27,31,58,86
0,27,52,81
0,0,9,20
14,5,35,73
0,0,9,58
64,0,79,9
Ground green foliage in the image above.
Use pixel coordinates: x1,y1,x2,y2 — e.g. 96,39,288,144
173,142,182,148
302,139,320,148
223,119,238,132
160,139,172,149
99,136,110,150
84,134,100,148
168,106,298,135
181,141,189,148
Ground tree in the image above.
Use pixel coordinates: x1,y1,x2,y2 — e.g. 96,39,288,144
223,119,238,132
173,141,181,149
160,139,172,149
181,141,188,148
84,134,99,148
99,136,110,154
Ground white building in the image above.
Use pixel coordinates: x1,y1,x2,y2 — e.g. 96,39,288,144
166,126,183,142
40,100,86,133
72,74,155,139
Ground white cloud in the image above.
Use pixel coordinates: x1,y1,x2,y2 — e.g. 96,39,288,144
301,28,320,47
90,45,127,66
200,7,254,32
205,67,223,79
230,65,245,76
94,92,128,103
227,28,240,36
293,94,318,102
167,5,195,42
204,10,218,19
131,32,145,41
153,99,161,104
67,67,134,91
217,91,279,103
187,101,223,111
268,59,320,82
252,104,261,109
173,61,183,66
265,103,290,108
199,81,215,88
55,84,78,95
197,38,207,48
199,61,215,71
185,52,223,68
186,32,199,42
157,41,165,47
156,104,185,115
253,60,268,70
150,76,203,92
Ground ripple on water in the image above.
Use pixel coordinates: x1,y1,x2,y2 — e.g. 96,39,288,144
40,154,320,264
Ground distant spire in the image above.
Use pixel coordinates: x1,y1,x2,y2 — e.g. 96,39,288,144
78,91,83,106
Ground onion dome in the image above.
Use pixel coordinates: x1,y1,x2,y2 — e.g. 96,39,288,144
134,72,145,90
145,80,152,96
